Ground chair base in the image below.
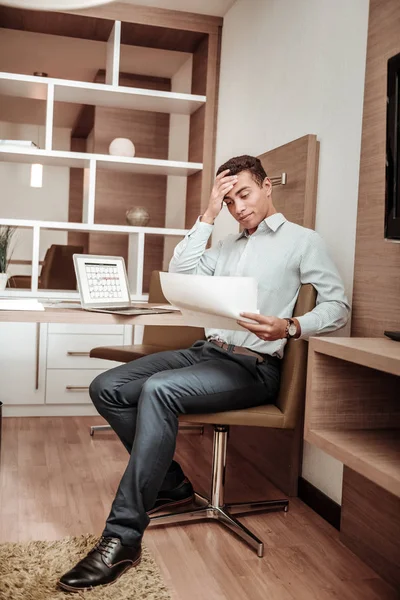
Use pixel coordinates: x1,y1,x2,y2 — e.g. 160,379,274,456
89,424,204,436
149,424,289,557
149,491,288,557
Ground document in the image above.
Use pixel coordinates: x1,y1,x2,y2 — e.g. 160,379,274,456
160,272,259,331
0,298,44,311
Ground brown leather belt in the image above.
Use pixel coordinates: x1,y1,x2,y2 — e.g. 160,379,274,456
209,339,266,363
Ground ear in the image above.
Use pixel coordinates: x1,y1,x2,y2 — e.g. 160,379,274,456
262,177,272,196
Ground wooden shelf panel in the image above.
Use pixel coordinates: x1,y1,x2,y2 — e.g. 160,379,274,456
0,72,206,115
0,148,202,177
306,429,400,498
310,337,400,376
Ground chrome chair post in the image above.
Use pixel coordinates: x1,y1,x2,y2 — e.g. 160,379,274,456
149,424,289,558
210,425,228,508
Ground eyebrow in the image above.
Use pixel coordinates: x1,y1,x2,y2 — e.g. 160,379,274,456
224,186,250,201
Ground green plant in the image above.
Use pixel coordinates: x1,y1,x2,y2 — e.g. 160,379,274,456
0,226,16,274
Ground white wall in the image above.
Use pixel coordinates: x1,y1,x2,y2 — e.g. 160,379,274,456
214,0,369,503
0,122,71,277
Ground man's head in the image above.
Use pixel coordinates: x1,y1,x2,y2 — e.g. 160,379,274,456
216,155,274,234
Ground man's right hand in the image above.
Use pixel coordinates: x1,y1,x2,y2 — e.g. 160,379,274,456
201,169,238,224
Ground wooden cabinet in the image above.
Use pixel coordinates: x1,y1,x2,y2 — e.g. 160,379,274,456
304,337,400,497
304,337,400,589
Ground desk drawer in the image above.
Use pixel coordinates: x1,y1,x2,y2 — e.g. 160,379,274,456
46,369,105,404
47,334,124,369
48,324,125,335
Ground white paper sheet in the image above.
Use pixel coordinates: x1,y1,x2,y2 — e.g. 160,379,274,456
0,299,44,311
160,273,259,331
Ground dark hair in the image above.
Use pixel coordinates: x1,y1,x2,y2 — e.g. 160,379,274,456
216,155,267,187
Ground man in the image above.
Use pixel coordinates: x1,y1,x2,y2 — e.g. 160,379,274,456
58,155,350,592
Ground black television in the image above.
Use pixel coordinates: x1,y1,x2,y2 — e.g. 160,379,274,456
385,52,400,240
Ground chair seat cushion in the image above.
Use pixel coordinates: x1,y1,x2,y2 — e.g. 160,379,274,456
178,404,285,428
90,345,286,428
89,344,172,363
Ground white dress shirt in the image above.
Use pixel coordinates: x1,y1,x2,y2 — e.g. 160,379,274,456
169,213,350,358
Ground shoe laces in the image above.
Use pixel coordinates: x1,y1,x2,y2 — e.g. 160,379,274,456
92,536,118,558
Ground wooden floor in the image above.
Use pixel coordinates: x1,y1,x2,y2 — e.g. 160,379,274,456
0,416,397,600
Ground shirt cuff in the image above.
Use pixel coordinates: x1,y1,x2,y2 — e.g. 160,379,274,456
296,313,322,339
188,216,214,237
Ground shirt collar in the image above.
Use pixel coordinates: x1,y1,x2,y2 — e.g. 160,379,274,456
236,212,287,239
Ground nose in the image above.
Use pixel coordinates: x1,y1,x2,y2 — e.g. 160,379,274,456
235,198,246,216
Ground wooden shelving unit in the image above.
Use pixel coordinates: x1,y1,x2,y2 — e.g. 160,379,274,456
0,4,221,296
0,72,206,115
304,337,400,497
0,147,202,177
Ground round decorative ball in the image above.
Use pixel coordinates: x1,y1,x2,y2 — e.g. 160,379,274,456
109,138,136,157
126,206,150,227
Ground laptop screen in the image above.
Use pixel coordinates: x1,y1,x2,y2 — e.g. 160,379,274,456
73,255,131,307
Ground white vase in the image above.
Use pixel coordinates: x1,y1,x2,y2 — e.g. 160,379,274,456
126,207,150,226
0,273,8,291
109,138,136,157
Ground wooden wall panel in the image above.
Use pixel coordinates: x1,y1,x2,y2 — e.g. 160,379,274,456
341,467,400,590
69,2,223,35
229,134,319,497
89,171,167,266
0,5,114,41
352,0,400,336
258,134,319,229
185,31,221,228
342,4,400,588
120,20,206,53
89,73,170,291
93,105,169,158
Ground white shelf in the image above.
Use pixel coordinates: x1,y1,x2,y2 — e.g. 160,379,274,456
0,72,206,115
0,218,189,236
0,147,202,177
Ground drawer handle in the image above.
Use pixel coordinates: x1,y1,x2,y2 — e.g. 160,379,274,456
35,323,40,390
65,386,90,391
67,352,91,357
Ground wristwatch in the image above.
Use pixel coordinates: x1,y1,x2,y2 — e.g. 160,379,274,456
284,318,297,339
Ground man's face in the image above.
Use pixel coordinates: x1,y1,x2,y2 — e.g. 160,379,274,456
223,170,272,234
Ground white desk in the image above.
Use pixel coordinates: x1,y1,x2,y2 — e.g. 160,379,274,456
0,305,188,326
0,305,194,418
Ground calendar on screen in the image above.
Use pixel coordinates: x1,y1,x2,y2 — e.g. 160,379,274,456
73,254,131,307
85,263,123,300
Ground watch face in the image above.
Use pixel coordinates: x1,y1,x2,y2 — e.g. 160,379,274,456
288,323,297,336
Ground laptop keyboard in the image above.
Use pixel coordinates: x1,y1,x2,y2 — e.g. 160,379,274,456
105,306,155,312
105,306,136,311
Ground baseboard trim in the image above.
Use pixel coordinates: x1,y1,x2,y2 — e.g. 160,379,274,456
298,477,341,530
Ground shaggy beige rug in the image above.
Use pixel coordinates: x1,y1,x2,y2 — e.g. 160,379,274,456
0,534,172,599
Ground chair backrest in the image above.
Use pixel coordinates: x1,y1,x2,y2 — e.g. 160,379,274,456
143,271,205,348
276,284,317,428
40,244,84,290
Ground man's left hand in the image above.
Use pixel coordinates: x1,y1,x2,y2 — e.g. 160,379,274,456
237,313,287,341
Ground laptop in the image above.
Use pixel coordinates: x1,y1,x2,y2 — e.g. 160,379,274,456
73,254,175,316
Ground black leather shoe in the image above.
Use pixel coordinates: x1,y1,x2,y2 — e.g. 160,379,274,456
148,478,194,515
58,536,141,592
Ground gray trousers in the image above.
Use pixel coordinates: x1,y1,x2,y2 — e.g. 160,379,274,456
89,340,281,547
